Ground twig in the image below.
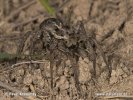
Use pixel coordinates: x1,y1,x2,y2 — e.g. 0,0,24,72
0,60,46,74
0,0,37,28
0,33,21,41
12,15,40,29
12,12,49,29
0,0,4,18
11,60,46,68
5,0,37,21
56,0,71,12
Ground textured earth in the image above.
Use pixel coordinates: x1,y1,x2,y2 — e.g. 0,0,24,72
0,0,133,100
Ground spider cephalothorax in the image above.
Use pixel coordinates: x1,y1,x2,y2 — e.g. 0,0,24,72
40,18,69,40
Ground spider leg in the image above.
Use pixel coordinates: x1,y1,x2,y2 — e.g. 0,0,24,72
70,55,81,94
17,31,31,54
29,31,42,54
78,21,111,79
93,39,111,78
50,56,54,89
86,40,97,78
76,21,97,82
92,45,97,78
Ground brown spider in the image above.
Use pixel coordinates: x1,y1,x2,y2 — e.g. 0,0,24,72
18,18,111,95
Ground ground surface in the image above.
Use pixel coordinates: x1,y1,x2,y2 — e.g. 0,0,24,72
0,0,133,100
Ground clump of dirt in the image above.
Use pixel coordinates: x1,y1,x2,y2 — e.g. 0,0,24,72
0,0,133,100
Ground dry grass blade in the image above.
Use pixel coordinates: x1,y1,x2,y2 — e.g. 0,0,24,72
38,0,55,16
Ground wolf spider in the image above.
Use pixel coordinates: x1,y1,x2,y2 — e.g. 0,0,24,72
18,18,111,94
